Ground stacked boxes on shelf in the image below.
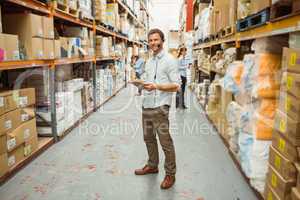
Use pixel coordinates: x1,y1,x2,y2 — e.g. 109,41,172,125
3,13,55,60
106,3,120,31
265,45,300,199
94,0,107,24
78,0,93,20
95,36,114,58
0,88,38,177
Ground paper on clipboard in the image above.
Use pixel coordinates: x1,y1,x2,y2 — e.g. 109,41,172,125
129,79,145,87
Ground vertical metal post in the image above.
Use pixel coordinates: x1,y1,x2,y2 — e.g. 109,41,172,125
92,61,97,111
49,64,58,142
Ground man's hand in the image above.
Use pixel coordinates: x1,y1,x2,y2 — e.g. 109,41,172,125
143,83,157,91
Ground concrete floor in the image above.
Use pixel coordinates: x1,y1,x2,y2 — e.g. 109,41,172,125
0,86,258,200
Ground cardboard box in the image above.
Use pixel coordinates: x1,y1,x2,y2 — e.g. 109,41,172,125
26,37,44,60
0,91,18,116
7,145,24,168
43,39,54,59
6,118,37,152
267,165,296,200
282,48,300,73
251,0,271,14
296,163,300,187
17,88,36,108
54,40,61,59
0,153,8,177
265,184,282,200
0,33,20,61
292,187,300,200
269,145,297,181
273,130,298,162
279,91,300,122
274,109,300,146
0,109,21,136
3,13,43,38
281,72,300,99
43,16,54,39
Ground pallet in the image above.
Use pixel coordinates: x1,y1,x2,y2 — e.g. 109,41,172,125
270,0,300,21
52,1,79,18
79,11,94,24
237,8,270,32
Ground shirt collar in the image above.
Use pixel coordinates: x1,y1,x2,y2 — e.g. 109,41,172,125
152,50,165,60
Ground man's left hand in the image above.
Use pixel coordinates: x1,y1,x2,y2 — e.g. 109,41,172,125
143,83,157,91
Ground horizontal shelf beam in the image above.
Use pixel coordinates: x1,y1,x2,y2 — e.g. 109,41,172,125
194,14,300,50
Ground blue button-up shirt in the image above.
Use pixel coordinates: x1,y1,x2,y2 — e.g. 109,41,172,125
142,51,181,109
178,56,191,77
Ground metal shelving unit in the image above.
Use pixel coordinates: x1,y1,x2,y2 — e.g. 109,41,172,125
0,0,150,184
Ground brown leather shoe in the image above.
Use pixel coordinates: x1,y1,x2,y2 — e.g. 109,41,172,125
134,165,159,175
160,175,176,189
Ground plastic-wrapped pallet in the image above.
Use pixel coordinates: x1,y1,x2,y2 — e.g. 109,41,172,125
226,102,243,153
93,0,107,24
250,140,272,193
78,0,93,20
238,131,254,177
237,0,251,19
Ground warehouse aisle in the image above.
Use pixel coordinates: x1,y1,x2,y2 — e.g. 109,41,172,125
0,86,257,200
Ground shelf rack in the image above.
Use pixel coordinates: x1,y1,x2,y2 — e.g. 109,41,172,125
0,0,149,183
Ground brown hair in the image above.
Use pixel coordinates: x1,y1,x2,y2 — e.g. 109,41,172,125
177,46,187,58
148,28,165,42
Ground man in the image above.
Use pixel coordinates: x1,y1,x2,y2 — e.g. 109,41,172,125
134,28,181,190
131,55,145,95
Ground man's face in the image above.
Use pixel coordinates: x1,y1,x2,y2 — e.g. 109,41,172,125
148,33,163,54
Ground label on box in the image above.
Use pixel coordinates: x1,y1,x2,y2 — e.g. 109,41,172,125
285,97,291,112
23,129,30,140
38,29,43,37
8,155,16,167
279,120,286,133
287,76,294,90
279,138,286,152
7,138,16,151
290,53,297,67
271,173,277,188
24,145,32,156
268,192,273,200
5,120,12,130
0,97,4,107
21,114,29,122
0,48,4,61
37,50,44,59
19,96,28,107
275,155,281,170
12,51,20,60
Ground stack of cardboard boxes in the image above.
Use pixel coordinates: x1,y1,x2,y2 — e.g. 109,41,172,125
106,3,120,31
264,47,300,200
94,0,107,24
0,88,38,177
3,13,57,60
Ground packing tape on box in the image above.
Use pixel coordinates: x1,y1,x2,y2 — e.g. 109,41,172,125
271,173,278,188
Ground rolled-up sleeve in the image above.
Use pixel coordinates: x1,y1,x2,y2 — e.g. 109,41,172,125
167,58,181,86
